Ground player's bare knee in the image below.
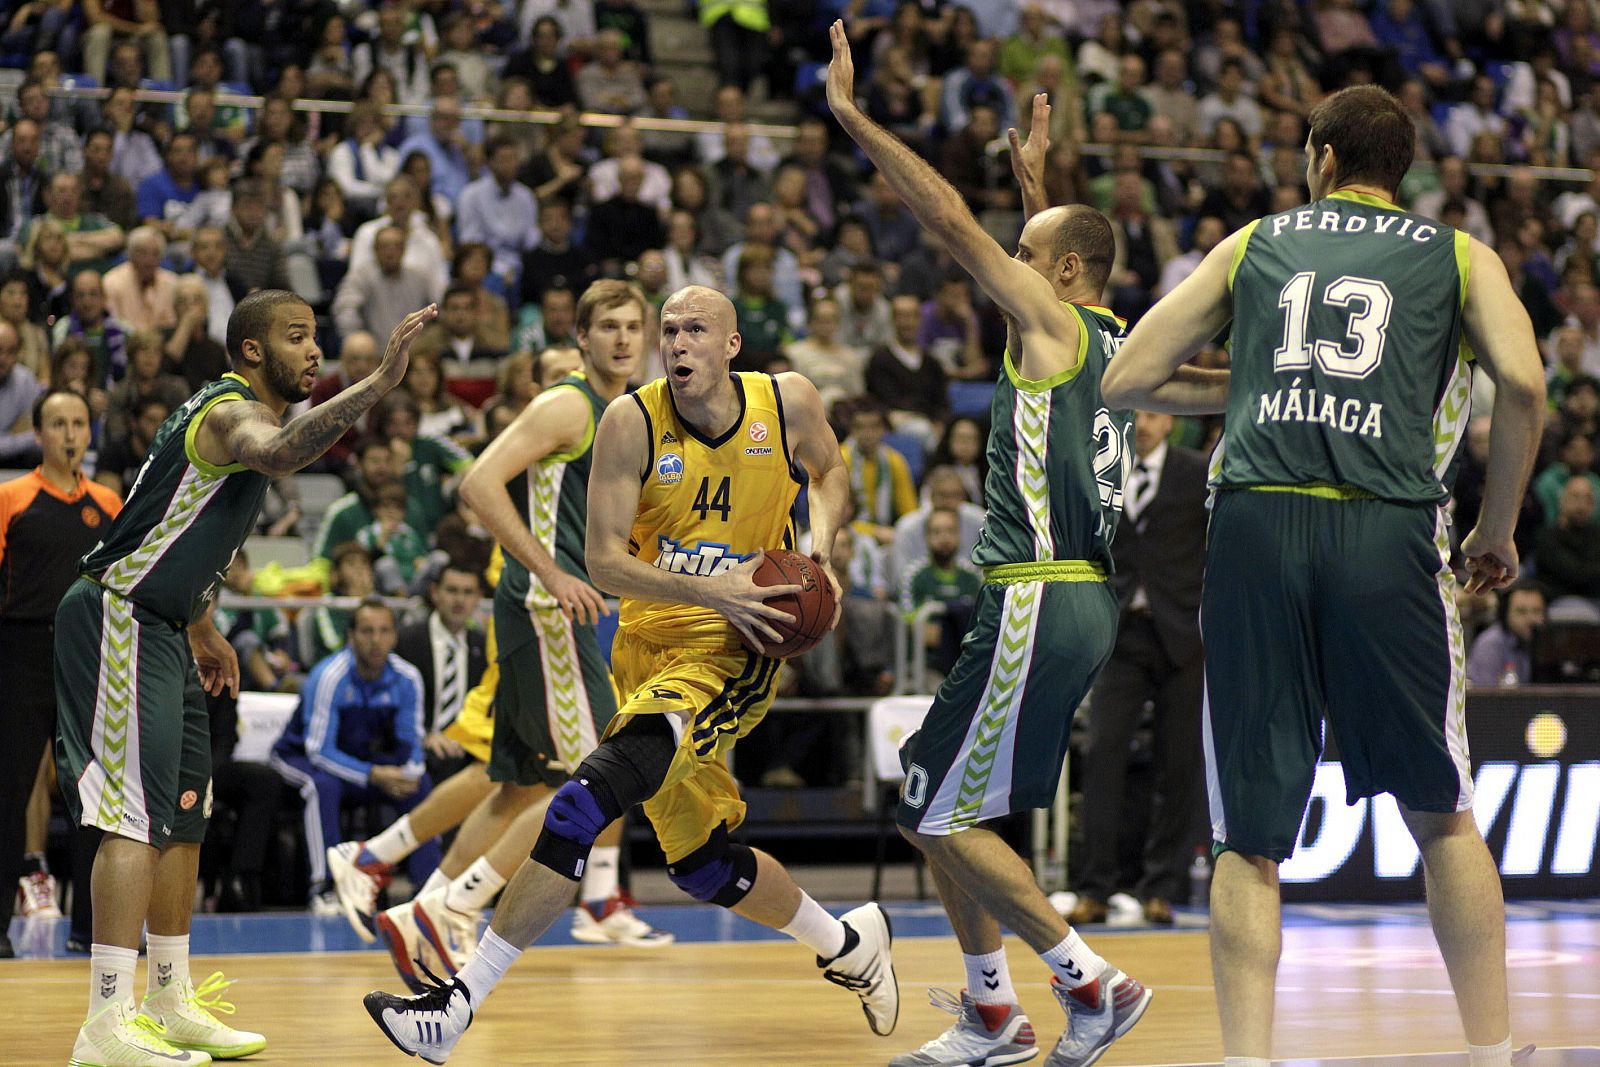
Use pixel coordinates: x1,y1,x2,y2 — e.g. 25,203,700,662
530,714,675,880
666,824,757,907
1399,804,1478,848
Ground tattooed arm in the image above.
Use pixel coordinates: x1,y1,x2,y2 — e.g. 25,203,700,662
194,305,437,477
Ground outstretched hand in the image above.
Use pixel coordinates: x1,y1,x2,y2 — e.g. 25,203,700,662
1008,93,1051,189
826,20,856,117
375,303,439,392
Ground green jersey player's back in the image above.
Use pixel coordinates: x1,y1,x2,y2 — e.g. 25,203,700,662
82,373,271,624
496,371,605,612
973,304,1134,574
1220,190,1472,503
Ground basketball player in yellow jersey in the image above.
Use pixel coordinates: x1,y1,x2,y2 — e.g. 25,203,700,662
366,285,901,1064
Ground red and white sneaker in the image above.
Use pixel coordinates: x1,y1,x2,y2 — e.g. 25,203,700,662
16,870,60,919
570,894,675,947
1043,966,1152,1067
326,841,392,943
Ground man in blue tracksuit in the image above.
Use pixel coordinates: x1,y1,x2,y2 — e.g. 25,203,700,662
272,597,440,904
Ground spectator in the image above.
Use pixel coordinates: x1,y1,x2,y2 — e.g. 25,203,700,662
102,225,179,333
103,329,188,446
1534,475,1600,603
102,87,164,189
1157,215,1224,298
222,179,291,293
403,352,477,441
940,104,1011,214
1142,49,1200,144
271,598,439,909
1412,156,1494,245
1555,283,1600,377
1533,432,1600,524
1097,53,1155,141
517,285,579,354
518,113,589,208
1398,79,1451,163
1107,170,1179,322
352,2,432,104
584,157,666,268
778,118,857,234
867,293,949,440
452,243,513,354
435,13,492,102
93,394,168,492
1467,582,1549,687
24,173,127,277
834,260,894,353
926,415,988,507
722,202,804,317
888,464,986,596
520,0,596,54
841,398,918,545
400,151,456,259
0,323,42,465
501,17,579,109
376,387,471,526
397,96,474,204
1198,151,1272,234
1548,327,1590,409
136,132,202,245
394,560,488,781
728,243,789,373
706,123,774,223
19,218,71,329
701,0,769,92
51,270,127,388
326,101,402,219
661,210,719,294
1,80,82,177
900,504,982,676
696,85,781,171
315,436,410,557
349,176,449,300
308,332,381,472
166,275,228,390
0,269,50,379
918,276,988,379
358,481,434,595
588,122,672,215
785,295,865,409
180,88,237,164
858,172,920,270
1447,73,1508,158
456,136,540,292
577,27,646,114
1001,4,1072,85
1196,59,1263,141
942,37,1018,134
79,129,138,233
334,224,437,344
82,0,172,84
420,283,505,372
186,225,242,347
636,76,694,165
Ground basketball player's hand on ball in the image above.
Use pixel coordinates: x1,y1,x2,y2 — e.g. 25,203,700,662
374,304,439,392
708,555,801,655
189,616,241,698
1008,93,1050,188
810,549,844,633
825,20,857,117
1460,526,1519,594
547,570,610,626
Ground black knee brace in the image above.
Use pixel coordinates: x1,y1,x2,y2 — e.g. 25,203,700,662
530,715,677,879
665,823,758,908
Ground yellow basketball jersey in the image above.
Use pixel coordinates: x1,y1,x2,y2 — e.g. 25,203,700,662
621,373,804,648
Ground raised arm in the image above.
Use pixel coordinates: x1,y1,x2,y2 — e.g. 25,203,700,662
1101,228,1241,415
459,385,608,623
825,22,1068,342
1008,93,1053,221
1459,235,1545,593
195,305,436,477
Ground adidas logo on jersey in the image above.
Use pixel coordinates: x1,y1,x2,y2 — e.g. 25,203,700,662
660,431,678,445
653,537,755,577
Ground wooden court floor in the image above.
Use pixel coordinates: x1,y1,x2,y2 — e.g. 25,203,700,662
6,918,1597,1066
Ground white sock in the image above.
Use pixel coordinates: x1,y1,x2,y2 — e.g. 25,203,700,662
88,944,139,1018
1469,1039,1513,1067
580,846,620,905
454,927,522,1006
1223,1059,1271,1067
145,933,190,992
365,816,419,865
780,894,848,959
444,858,507,914
964,948,1016,1005
418,868,450,899
1040,930,1107,990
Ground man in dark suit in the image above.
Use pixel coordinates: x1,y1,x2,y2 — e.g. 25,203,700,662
394,560,489,784
1071,410,1208,925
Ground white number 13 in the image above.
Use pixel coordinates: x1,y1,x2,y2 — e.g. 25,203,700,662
1274,271,1393,380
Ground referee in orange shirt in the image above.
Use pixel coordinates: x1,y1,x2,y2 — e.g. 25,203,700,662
0,390,121,956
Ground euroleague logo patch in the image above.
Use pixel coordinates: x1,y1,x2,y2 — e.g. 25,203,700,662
748,421,769,443
657,452,684,485
179,790,199,810
81,506,101,528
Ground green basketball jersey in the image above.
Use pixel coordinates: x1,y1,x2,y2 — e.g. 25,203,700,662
83,373,270,625
972,304,1133,572
1219,190,1472,503
497,372,604,612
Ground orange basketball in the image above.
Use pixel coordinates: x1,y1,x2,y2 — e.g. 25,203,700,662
744,549,838,659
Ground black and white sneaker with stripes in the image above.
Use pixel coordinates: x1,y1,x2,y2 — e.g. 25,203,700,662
820,902,899,1036
365,960,474,1065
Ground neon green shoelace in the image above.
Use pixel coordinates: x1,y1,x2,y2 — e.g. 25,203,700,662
187,972,239,1017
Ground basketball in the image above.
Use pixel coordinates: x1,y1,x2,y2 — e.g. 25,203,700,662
745,549,837,659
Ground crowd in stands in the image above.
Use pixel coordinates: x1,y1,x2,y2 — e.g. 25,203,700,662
0,0,1598,826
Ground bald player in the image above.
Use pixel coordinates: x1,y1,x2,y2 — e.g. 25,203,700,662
366,283,900,1063
828,28,1225,1067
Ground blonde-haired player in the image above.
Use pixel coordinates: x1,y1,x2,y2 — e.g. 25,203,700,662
366,285,899,1063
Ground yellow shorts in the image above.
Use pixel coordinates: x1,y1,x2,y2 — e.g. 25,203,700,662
443,617,498,764
607,633,780,863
